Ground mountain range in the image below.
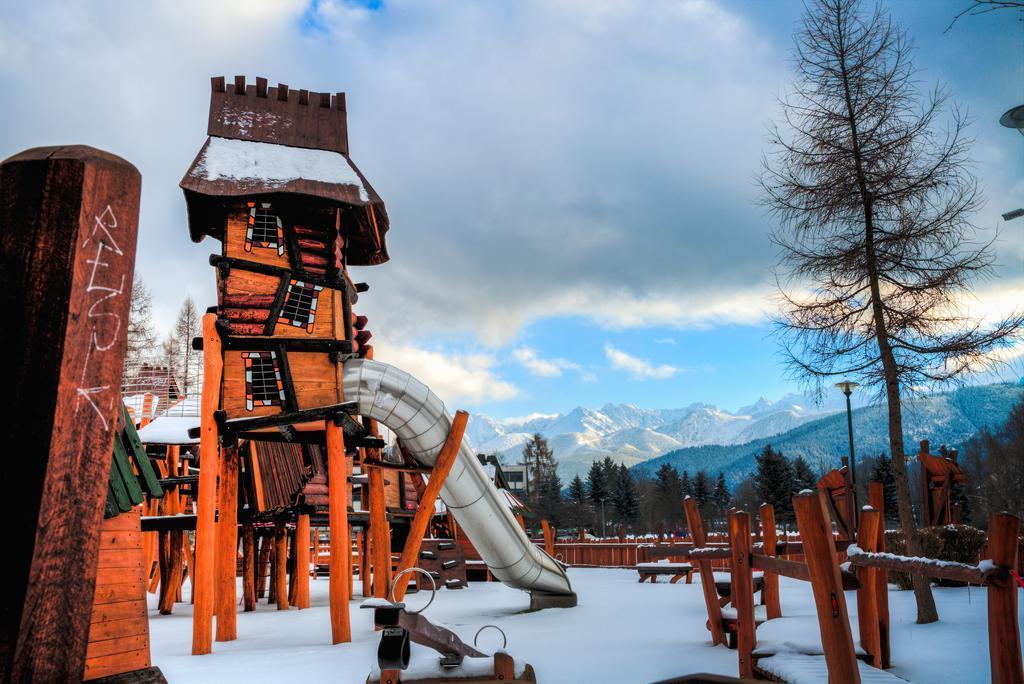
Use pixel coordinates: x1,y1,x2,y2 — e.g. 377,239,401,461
464,381,1023,485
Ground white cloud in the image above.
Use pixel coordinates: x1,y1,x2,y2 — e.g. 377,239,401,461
512,346,582,377
603,344,679,380
654,337,677,345
501,412,559,426
372,341,518,405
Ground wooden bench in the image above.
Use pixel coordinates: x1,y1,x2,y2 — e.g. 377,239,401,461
635,562,693,584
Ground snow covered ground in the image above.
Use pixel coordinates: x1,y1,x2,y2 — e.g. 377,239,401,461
149,568,1019,683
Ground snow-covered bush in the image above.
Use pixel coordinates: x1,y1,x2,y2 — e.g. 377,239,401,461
883,525,987,589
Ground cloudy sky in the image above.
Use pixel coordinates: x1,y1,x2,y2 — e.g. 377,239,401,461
2,0,1020,418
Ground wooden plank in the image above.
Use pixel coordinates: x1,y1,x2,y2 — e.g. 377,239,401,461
856,508,882,668
96,550,145,571
274,523,289,610
98,530,143,550
729,511,756,679
92,583,146,604
192,313,223,655
94,564,146,587
759,503,781,620
86,617,149,644
215,446,239,641
294,514,311,609
84,634,148,660
868,481,890,668
242,524,256,612
392,411,468,602
82,649,149,680
683,496,726,646
793,490,860,684
367,466,391,599
988,512,1023,684
90,600,146,624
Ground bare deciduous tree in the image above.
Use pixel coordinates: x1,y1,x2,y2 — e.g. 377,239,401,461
760,0,1023,623
124,274,157,373
172,296,202,397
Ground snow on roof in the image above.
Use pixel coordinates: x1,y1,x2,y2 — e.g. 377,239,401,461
195,137,369,201
136,395,201,445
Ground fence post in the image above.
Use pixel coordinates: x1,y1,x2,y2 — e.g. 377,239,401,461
868,481,891,668
793,490,860,684
684,496,727,646
856,507,881,668
759,503,781,619
987,512,1023,684
729,510,756,678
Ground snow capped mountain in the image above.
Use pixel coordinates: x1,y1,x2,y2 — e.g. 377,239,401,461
463,395,840,481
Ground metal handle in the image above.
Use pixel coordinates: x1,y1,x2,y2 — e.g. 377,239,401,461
390,567,437,614
473,624,507,650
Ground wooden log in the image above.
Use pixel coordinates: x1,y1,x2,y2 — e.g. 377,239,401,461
868,481,890,668
295,514,311,609
0,146,141,681
287,528,298,606
192,313,223,655
729,511,756,679
274,523,289,610
759,503,781,620
845,550,997,585
793,490,860,684
367,466,390,599
392,412,468,603
751,554,860,590
215,447,238,641
326,420,352,643
242,524,256,612
856,508,882,668
256,533,270,600
540,519,556,558
684,497,726,646
360,527,372,598
987,512,1023,684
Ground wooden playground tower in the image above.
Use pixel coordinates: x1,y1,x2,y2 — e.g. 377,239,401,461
178,74,475,656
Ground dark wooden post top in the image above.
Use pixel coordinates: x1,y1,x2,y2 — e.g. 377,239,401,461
0,145,141,681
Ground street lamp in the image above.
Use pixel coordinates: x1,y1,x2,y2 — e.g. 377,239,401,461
1000,104,1024,136
836,381,859,483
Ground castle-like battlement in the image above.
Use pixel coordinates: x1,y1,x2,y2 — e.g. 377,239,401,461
208,75,349,155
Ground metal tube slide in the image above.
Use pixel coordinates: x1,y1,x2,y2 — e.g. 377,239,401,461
342,359,575,600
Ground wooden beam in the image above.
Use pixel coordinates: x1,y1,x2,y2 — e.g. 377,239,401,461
215,447,238,641
988,512,1023,684
793,490,860,684
729,511,756,679
392,411,468,603
683,496,726,646
242,524,256,612
758,503,781,620
540,519,556,558
325,420,352,643
294,514,311,609
856,508,882,668
367,467,391,599
868,481,890,668
192,313,223,655
0,146,141,681
274,523,289,610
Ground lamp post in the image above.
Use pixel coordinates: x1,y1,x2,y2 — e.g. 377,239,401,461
836,381,859,483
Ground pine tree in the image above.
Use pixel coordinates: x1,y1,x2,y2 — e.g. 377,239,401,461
172,296,202,396
568,475,587,505
869,453,899,524
753,445,795,523
654,463,683,527
521,433,555,503
680,471,694,498
791,455,818,494
712,472,731,520
612,464,639,526
693,471,711,512
586,461,608,507
535,465,564,526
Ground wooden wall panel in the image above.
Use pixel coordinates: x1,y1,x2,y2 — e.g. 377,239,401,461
83,509,152,681
222,351,341,418
224,207,290,269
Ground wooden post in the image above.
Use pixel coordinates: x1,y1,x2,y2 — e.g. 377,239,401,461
274,523,289,610
759,503,781,620
256,534,271,600
729,510,756,679
242,524,256,612
0,146,141,681
988,512,1023,684
215,447,238,641
392,412,468,603
540,519,556,558
868,481,890,668
326,420,352,643
684,497,726,646
192,313,223,654
856,508,882,668
295,513,311,609
793,490,860,684
368,466,391,599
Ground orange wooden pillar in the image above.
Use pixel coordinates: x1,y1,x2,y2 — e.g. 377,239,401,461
192,313,223,655
367,466,391,599
295,514,311,609
540,519,556,558
729,510,756,679
793,490,860,684
359,530,371,597
988,512,1023,684
326,420,352,643
392,412,468,602
759,503,781,620
274,523,289,610
215,447,238,641
684,496,726,646
242,524,256,612
868,482,890,668
856,508,882,668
